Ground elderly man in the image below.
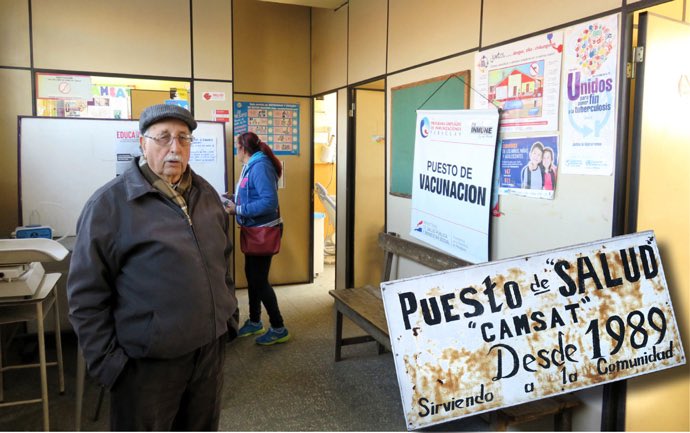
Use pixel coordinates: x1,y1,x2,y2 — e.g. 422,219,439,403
67,104,238,431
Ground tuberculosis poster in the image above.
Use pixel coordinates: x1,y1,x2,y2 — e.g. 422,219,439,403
381,231,685,430
409,109,499,264
560,15,619,175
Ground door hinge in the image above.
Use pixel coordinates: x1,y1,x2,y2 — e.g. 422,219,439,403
348,103,355,117
628,46,645,79
634,46,645,63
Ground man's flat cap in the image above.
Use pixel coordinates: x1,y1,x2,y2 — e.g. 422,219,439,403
139,104,197,133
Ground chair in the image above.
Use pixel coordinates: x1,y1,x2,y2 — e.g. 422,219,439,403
314,183,336,252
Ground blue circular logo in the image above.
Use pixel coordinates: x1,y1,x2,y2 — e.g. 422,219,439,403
420,117,430,138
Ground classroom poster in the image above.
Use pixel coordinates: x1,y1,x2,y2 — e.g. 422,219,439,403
233,101,300,155
409,109,499,264
498,136,559,200
560,15,619,175
381,231,685,430
90,85,131,119
115,128,141,176
474,32,563,132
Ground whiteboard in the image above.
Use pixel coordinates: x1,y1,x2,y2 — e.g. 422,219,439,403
19,117,228,236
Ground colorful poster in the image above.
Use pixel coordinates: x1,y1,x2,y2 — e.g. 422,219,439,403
498,136,559,200
382,231,686,430
233,101,300,155
474,32,563,132
560,15,619,175
91,85,131,119
115,129,141,176
409,109,499,264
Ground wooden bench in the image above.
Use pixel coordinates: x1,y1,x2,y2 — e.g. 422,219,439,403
328,232,582,431
329,232,467,361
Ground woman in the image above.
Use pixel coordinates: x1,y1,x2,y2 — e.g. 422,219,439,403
225,132,290,345
542,146,557,191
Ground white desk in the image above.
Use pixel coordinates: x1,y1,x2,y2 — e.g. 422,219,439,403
0,273,65,431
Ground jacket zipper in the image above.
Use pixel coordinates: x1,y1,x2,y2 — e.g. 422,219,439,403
159,192,217,340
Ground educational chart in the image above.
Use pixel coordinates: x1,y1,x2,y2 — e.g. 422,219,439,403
474,32,563,132
498,136,559,200
409,109,499,264
381,231,685,430
233,101,300,155
560,15,619,175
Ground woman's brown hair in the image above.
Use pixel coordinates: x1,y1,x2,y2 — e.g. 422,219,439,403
237,132,283,178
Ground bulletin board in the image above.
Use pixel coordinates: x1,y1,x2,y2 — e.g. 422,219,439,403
390,71,470,197
18,117,227,237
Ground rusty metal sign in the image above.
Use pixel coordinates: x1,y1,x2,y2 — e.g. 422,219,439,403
381,231,685,430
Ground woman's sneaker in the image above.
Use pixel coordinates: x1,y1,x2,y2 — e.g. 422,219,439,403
238,320,265,337
255,327,290,345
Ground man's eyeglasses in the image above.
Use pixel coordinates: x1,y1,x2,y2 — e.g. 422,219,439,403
143,133,194,147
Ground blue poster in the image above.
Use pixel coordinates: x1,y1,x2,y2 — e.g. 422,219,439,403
498,135,559,200
233,101,300,155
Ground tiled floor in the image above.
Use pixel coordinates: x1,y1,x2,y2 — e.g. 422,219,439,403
0,263,489,431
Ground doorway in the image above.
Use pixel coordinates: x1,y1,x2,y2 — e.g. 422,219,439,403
313,92,338,278
346,79,386,288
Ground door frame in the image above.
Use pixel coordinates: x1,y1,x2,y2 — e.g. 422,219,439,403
345,77,387,289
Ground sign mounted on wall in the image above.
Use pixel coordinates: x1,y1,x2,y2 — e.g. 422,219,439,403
409,109,499,264
233,101,301,155
381,231,685,430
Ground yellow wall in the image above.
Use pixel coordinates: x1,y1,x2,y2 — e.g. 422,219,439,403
32,0,191,76
311,5,347,93
387,0,481,73
481,0,621,46
348,0,387,85
0,0,30,67
0,69,33,235
233,0,311,95
625,9,689,432
193,0,233,81
353,89,385,288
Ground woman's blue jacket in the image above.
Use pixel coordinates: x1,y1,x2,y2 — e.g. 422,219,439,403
235,152,280,227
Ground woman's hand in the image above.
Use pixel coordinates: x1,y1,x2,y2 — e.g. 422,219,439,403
222,193,237,215
224,200,237,215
